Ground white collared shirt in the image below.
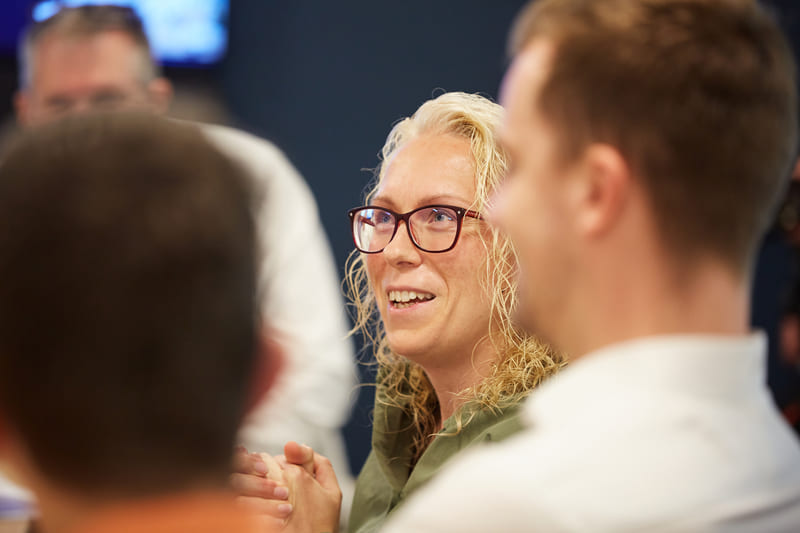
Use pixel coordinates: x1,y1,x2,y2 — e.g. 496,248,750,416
384,333,800,532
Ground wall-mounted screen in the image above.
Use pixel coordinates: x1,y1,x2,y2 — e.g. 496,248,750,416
14,0,229,66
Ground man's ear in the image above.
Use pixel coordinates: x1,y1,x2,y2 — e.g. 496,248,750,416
243,328,285,416
572,144,631,238
14,90,31,127
146,77,173,115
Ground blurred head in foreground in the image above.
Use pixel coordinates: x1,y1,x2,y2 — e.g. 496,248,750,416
0,113,277,527
495,0,798,355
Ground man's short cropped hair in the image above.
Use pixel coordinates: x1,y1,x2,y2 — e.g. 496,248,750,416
0,113,259,498
19,4,159,87
511,0,798,273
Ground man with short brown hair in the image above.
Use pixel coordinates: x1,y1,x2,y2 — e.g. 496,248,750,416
385,1,800,531
0,112,284,533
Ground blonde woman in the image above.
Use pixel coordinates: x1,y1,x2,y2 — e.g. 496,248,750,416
233,92,563,533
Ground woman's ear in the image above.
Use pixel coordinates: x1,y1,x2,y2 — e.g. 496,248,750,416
242,328,286,416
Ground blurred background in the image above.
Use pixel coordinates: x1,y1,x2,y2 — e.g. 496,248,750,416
0,0,798,477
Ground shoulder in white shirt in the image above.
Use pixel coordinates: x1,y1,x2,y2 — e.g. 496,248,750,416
384,333,800,533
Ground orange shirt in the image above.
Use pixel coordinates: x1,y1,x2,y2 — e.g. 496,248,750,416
64,492,269,533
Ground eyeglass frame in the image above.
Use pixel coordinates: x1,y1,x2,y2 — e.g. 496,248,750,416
347,204,483,254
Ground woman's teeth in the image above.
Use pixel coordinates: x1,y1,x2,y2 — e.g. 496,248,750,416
388,290,435,308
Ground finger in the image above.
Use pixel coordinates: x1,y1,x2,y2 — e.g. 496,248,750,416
230,472,289,500
280,463,342,532
258,452,286,483
232,449,268,476
284,441,315,475
236,495,293,519
281,462,314,488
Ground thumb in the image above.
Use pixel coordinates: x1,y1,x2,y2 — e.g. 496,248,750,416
284,441,315,475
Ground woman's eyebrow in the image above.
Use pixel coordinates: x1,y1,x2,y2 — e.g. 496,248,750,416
369,195,395,208
370,194,472,208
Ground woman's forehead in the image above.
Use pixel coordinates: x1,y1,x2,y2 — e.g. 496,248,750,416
375,134,477,207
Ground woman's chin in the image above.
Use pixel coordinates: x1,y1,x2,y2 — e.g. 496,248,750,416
386,334,436,365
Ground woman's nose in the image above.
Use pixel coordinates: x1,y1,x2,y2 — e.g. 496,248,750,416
381,221,422,267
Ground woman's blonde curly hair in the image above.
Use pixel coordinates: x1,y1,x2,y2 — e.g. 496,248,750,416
345,92,564,462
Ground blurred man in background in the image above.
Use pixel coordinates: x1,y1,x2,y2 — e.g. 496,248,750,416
386,0,800,531
0,112,281,533
10,4,356,509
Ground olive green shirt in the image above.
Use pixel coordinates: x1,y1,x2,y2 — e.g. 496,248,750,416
347,392,525,533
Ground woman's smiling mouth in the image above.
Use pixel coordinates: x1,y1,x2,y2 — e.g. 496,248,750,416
388,289,435,309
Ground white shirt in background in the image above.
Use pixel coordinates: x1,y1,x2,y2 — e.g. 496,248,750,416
201,124,357,505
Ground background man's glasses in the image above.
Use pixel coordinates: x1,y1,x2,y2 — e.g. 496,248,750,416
348,204,482,254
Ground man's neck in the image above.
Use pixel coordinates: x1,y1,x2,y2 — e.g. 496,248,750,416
564,254,750,361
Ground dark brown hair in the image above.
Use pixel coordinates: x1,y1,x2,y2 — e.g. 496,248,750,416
0,113,259,498
511,0,798,272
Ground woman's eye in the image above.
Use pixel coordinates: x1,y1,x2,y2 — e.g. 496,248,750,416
374,212,394,227
429,210,455,223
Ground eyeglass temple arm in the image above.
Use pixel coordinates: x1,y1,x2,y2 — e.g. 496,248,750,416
464,209,483,220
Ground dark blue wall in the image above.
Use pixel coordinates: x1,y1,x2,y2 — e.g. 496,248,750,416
222,0,526,271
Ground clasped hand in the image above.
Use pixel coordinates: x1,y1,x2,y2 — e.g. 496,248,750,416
232,441,342,533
